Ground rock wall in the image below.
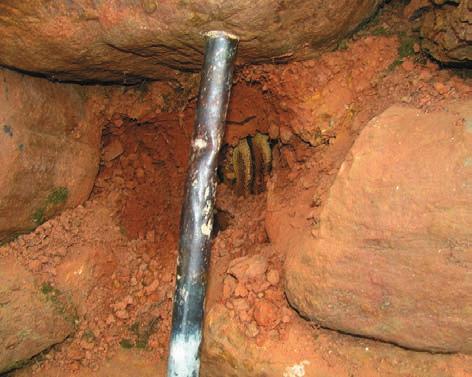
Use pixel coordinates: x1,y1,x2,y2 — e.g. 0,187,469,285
0,0,381,82
0,66,187,243
421,0,472,65
0,69,101,242
285,101,472,353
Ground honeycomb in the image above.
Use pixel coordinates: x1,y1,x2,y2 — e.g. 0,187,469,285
220,133,272,196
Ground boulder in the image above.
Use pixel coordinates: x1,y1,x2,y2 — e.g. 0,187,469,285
201,304,469,377
285,101,472,353
0,256,75,374
421,0,472,64
0,68,101,242
0,0,381,82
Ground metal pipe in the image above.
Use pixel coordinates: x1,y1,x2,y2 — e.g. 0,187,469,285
167,31,239,377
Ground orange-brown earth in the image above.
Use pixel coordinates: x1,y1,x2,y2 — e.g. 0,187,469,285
1,4,472,377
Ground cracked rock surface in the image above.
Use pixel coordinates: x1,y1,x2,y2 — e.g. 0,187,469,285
421,0,472,64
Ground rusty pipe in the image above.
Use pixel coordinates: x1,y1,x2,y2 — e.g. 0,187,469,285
167,31,238,377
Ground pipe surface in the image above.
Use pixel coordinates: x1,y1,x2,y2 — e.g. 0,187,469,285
167,31,238,377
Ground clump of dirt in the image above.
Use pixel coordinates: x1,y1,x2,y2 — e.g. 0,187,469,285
210,183,292,346
96,110,192,241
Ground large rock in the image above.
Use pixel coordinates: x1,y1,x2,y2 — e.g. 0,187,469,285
0,256,75,374
201,304,469,377
421,0,472,64
0,0,381,82
285,101,472,353
0,68,101,242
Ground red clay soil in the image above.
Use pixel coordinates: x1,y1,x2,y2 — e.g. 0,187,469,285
1,79,274,376
1,4,472,376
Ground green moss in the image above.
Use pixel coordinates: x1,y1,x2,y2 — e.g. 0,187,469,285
82,329,96,342
398,32,415,59
387,59,403,72
386,33,417,72
337,40,348,51
129,318,158,350
129,322,140,334
47,187,69,205
355,8,381,35
371,26,392,36
119,339,134,349
0,231,24,246
39,282,78,327
40,282,54,295
30,187,68,227
32,207,46,225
